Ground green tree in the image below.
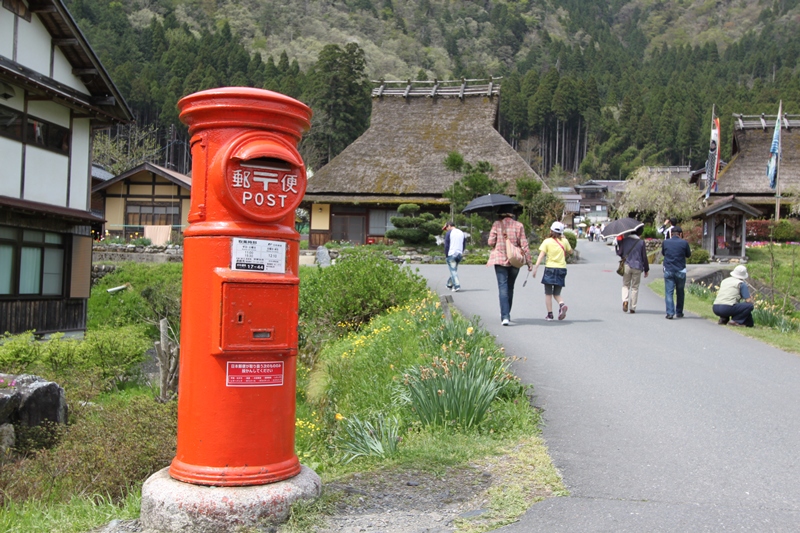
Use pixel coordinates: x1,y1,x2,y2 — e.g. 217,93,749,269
304,43,372,169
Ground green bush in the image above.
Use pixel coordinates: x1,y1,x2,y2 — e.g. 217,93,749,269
299,248,429,356
82,326,151,389
0,393,176,505
563,229,577,250
688,247,710,264
642,225,659,239
0,332,41,374
773,219,798,242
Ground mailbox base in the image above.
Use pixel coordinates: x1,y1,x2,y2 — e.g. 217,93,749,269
140,465,321,533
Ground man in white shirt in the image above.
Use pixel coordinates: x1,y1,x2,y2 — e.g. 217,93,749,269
443,221,465,292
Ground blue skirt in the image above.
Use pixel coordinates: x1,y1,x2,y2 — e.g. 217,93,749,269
541,267,567,287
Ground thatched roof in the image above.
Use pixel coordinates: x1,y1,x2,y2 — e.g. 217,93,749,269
92,162,191,193
306,81,545,203
714,113,800,197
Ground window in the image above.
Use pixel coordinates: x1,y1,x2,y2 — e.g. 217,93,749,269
0,226,65,297
126,203,180,227
368,209,398,236
0,104,70,154
0,105,23,142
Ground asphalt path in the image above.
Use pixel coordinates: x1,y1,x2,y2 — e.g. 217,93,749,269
411,241,800,532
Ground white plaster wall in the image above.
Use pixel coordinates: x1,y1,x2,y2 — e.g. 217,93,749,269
0,10,14,59
0,137,23,198
52,45,90,95
69,119,91,210
27,100,70,128
16,12,52,76
24,146,69,206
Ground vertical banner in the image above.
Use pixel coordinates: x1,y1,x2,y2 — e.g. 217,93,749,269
705,113,721,199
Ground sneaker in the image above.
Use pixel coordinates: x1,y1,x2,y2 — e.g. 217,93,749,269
629,309,636,314
665,314,674,320
454,287,461,292
558,303,568,321
622,301,628,313
728,320,743,327
501,318,509,326
545,313,554,321
676,313,684,318
718,317,729,325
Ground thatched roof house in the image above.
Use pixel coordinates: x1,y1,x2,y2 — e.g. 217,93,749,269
713,113,800,216
304,79,545,247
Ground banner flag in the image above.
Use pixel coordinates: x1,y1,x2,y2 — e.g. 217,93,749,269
767,103,781,190
705,115,721,199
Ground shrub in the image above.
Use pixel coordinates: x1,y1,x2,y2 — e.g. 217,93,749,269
0,332,41,374
0,394,176,505
642,225,659,239
563,229,577,250
299,248,429,355
747,220,773,240
82,326,150,388
773,219,798,242
688,248,710,264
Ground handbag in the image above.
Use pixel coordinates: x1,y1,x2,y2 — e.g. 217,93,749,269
616,257,626,276
504,232,525,268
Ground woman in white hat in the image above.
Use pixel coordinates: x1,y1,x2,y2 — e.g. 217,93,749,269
532,221,573,321
712,265,754,327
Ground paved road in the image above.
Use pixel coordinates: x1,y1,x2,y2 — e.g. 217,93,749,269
412,241,800,532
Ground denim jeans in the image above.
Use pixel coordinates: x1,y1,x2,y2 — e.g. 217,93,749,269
445,254,462,289
494,265,520,321
663,270,686,316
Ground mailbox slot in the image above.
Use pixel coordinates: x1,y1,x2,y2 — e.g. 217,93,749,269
220,282,297,351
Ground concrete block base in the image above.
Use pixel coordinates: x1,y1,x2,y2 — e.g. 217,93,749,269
140,465,321,532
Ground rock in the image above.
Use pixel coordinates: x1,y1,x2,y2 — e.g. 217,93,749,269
0,374,67,427
0,423,14,452
316,246,332,267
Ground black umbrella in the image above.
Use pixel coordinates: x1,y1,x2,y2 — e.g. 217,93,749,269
461,193,520,214
601,217,644,238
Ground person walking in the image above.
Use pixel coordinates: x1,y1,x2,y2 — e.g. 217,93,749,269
713,265,755,327
487,212,532,326
532,221,573,321
661,226,692,319
617,226,650,313
443,221,465,292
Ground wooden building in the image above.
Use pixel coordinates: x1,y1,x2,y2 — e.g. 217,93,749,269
713,113,800,218
92,162,191,244
303,79,546,247
0,0,132,336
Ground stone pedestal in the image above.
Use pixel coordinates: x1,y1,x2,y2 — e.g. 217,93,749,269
140,465,321,532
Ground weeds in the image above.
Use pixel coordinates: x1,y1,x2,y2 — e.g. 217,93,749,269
335,414,401,463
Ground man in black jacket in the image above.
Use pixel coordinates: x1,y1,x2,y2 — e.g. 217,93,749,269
661,227,692,319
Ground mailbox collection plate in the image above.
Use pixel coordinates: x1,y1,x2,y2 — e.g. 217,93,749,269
226,361,284,387
231,237,286,273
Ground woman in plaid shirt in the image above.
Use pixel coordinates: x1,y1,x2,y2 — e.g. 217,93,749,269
487,213,533,326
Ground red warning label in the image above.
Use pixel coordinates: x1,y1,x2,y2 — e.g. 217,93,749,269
226,361,284,387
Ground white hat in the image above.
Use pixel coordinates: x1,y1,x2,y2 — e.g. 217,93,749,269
730,265,748,280
550,221,565,234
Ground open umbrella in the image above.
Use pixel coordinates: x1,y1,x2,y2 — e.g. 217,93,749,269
577,223,587,228
461,193,519,214
601,217,644,238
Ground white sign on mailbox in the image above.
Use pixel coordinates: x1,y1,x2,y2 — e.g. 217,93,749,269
231,237,286,273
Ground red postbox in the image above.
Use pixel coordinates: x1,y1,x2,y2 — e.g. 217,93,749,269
169,88,312,486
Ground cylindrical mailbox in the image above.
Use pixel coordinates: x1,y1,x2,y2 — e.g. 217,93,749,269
169,88,312,486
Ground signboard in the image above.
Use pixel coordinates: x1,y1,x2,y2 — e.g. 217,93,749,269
226,361,284,387
231,237,286,273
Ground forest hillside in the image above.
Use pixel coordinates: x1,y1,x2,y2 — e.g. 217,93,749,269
64,0,800,180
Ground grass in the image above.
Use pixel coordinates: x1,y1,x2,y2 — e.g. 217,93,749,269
0,492,141,533
649,279,800,354
745,244,800,302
